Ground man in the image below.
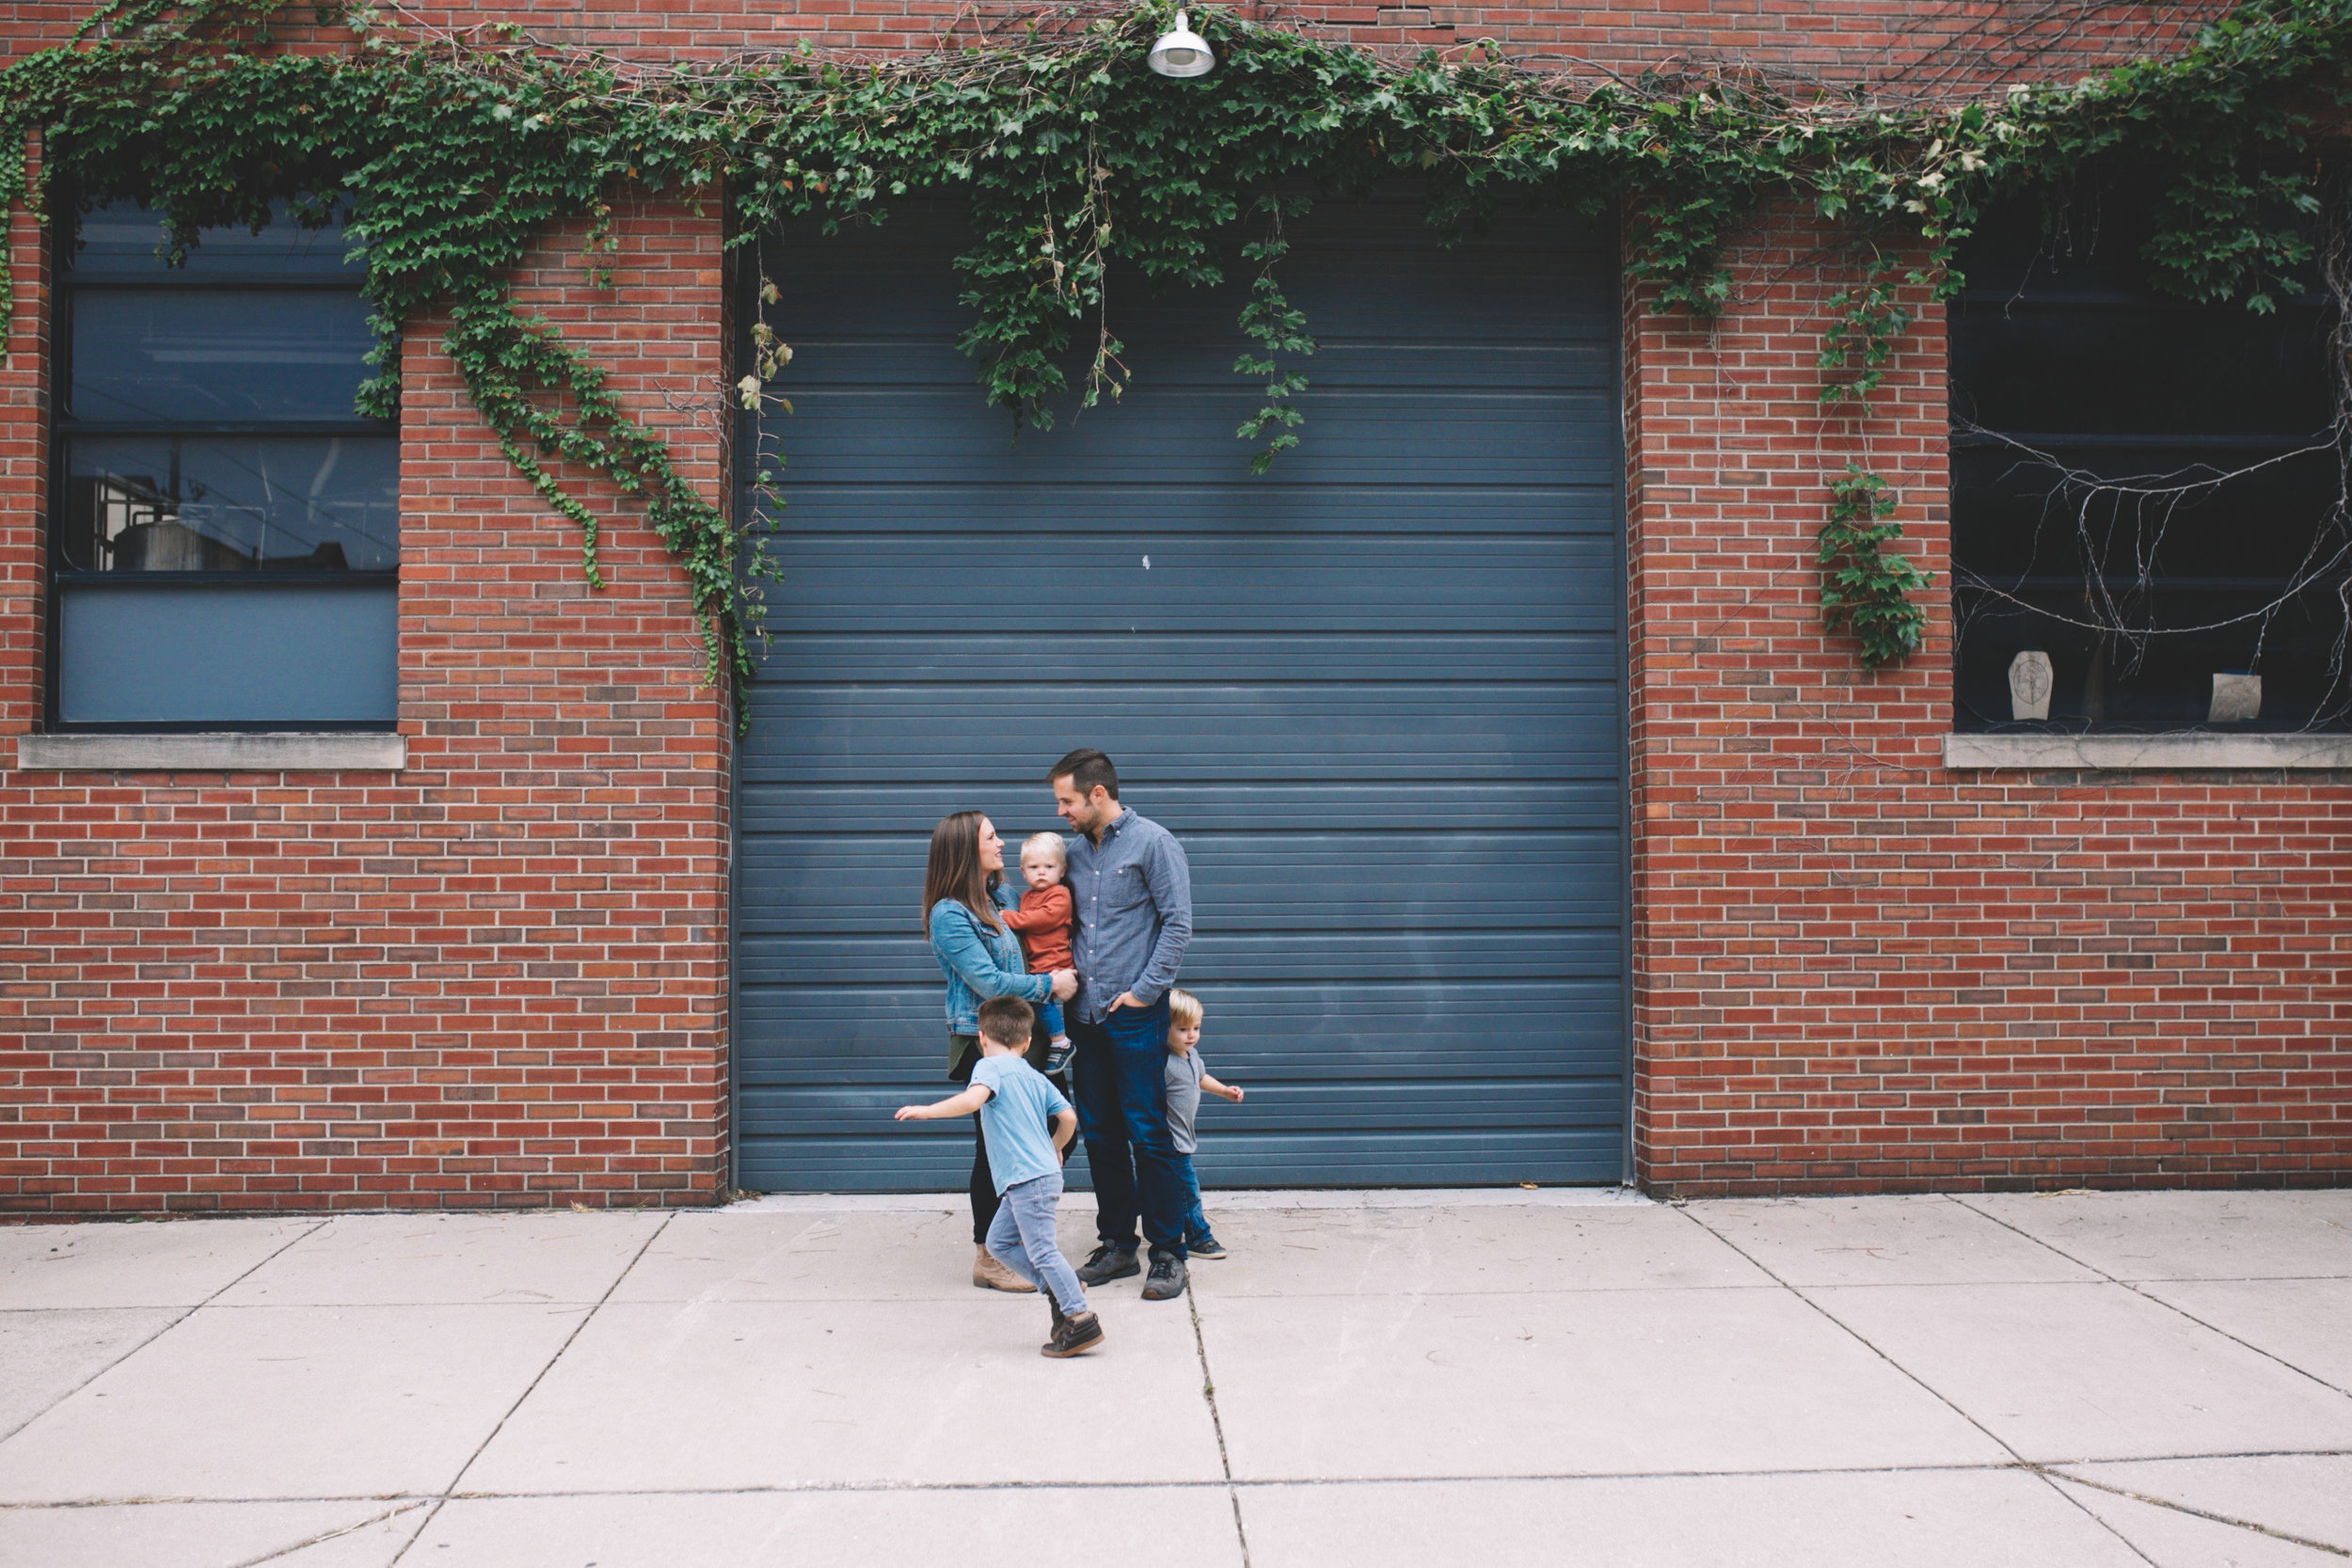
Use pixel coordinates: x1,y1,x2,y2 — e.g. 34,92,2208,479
1049,748,1196,1302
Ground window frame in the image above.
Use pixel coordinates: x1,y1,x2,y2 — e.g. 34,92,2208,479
1945,192,2344,738
44,197,400,735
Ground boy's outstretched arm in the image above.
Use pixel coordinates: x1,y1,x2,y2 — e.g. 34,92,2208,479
896,1085,991,1121
1050,1107,1077,1152
1200,1072,1245,1103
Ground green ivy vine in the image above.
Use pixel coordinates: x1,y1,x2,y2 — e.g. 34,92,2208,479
3,0,2348,710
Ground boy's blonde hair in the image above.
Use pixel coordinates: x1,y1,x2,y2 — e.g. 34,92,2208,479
1021,831,1067,866
1167,989,1202,1033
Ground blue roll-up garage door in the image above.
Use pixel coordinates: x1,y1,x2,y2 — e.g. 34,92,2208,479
737,197,1626,1191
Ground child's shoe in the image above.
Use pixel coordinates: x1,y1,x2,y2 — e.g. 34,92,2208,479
1044,1035,1075,1074
1187,1236,1228,1259
1042,1301,1104,1358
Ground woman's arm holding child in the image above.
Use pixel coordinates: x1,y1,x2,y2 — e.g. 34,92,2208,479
895,1085,991,1121
1199,1072,1245,1103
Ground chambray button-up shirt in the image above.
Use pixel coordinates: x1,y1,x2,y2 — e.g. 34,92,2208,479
1066,807,1193,1024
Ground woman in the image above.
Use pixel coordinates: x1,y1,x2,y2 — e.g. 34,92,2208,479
925,810,1079,1291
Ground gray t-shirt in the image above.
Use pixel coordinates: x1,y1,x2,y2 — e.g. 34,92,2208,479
1165,1047,1205,1155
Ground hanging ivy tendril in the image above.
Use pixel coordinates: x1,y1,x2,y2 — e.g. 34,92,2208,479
3,0,2347,718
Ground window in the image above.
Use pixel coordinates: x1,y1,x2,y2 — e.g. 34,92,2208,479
50,200,397,729
1948,185,2347,733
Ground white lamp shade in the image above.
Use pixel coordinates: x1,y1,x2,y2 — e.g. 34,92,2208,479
1149,10,1215,77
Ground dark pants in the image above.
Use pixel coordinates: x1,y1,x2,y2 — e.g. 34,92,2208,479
952,1025,1063,1246
1070,997,1187,1262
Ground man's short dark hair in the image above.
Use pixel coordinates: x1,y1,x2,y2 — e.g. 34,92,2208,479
1047,748,1119,800
977,995,1035,1047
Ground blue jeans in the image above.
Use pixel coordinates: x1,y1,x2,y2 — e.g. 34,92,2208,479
1038,996,1065,1037
1177,1153,1217,1247
985,1170,1087,1316
1070,997,1187,1262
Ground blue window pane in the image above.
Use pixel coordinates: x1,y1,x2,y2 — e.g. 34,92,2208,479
63,436,398,571
70,199,364,278
56,581,397,724
70,290,377,422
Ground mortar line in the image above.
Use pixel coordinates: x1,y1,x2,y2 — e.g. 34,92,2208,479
1186,1281,1252,1568
388,1212,675,1564
1672,1203,2160,1567
1947,1195,2352,1400
0,1218,328,1448
2037,1465,2352,1559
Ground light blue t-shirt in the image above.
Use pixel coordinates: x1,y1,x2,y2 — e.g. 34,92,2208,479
972,1053,1072,1195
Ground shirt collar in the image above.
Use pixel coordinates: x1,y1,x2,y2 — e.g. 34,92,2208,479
1097,806,1130,844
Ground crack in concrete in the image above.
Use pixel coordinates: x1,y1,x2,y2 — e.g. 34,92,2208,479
1186,1281,1252,1568
1673,1201,2163,1567
1948,1194,2352,1402
2040,1465,2352,1560
226,1499,433,1568
386,1211,676,1564
0,1220,328,1449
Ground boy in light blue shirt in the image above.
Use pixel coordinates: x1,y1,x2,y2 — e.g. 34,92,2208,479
896,996,1104,1357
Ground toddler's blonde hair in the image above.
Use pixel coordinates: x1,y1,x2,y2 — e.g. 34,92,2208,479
1021,831,1067,867
1167,988,1202,1035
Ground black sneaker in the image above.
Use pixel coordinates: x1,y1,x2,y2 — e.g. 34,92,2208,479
1076,1243,1140,1286
1187,1237,1228,1259
1043,1308,1104,1358
1141,1254,1188,1301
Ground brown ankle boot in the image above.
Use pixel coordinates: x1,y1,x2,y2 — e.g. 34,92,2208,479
973,1243,1037,1292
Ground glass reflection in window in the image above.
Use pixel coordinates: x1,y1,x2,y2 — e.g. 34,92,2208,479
63,436,398,572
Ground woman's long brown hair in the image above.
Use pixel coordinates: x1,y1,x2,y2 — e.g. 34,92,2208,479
923,810,1002,932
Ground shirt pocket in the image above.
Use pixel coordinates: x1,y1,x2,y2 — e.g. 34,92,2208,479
1102,862,1153,916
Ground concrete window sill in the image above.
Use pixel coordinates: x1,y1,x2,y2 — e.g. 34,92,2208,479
15,733,407,773
1944,733,2352,770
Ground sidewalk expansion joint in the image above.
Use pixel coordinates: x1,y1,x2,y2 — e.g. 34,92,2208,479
1673,1201,2162,1568
1948,1194,2352,1402
1186,1282,1252,1568
386,1210,676,1565
0,1218,329,1449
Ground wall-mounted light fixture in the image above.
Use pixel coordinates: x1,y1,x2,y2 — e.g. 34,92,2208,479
1149,9,1215,77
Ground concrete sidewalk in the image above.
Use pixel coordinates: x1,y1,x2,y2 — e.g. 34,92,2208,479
2,1189,2348,1567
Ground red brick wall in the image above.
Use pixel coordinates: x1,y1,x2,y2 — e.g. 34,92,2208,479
3,2,2344,1211
2,0,2222,81
1624,206,2352,1196
0,205,735,1213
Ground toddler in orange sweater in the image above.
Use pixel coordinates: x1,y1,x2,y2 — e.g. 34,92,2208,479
1003,832,1076,1073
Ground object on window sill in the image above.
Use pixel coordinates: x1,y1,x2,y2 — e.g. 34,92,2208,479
2208,672,2262,722
2008,650,2053,721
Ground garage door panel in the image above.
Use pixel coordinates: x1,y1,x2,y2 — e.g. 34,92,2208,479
748,1129,1623,1189
741,829,1621,931
762,540,1622,629
770,486,1620,536
739,977,1625,1085
773,205,1613,348
744,691,1624,784
779,387,1618,486
783,340,1614,392
739,195,1626,1190
737,780,1622,830
752,632,1620,685
740,927,1623,984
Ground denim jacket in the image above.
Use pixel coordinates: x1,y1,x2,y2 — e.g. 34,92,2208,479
928,886,1051,1038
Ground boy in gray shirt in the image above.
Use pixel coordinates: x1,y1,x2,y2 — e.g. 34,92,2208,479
897,997,1104,1357
1164,989,1244,1259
